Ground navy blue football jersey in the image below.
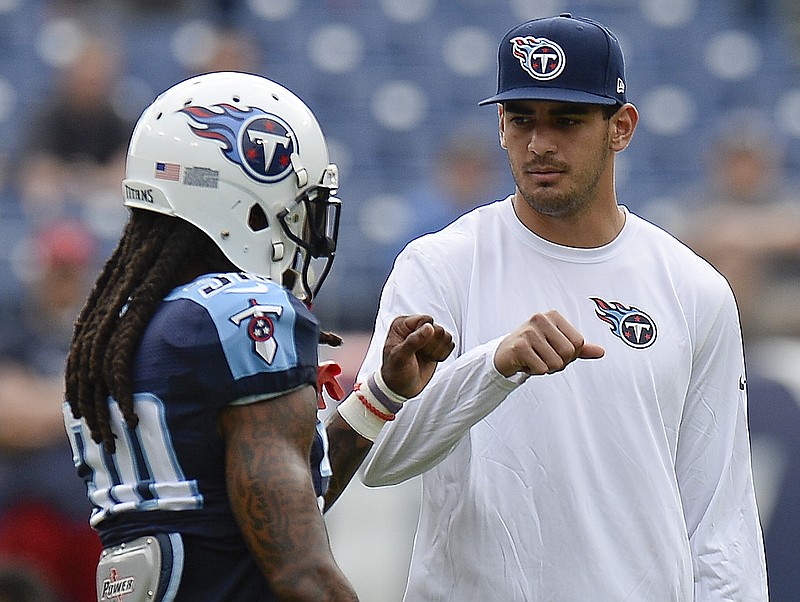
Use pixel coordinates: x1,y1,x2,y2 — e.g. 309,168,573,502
63,272,331,599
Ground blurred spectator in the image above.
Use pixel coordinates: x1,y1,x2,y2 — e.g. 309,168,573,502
372,126,508,272
405,127,507,240
314,125,509,331
197,25,261,74
674,109,800,340
15,31,132,251
0,220,102,602
674,109,800,601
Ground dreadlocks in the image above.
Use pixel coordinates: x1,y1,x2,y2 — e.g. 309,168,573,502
65,209,214,453
66,208,342,454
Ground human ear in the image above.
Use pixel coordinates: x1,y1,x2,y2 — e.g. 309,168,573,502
609,103,638,152
498,105,507,149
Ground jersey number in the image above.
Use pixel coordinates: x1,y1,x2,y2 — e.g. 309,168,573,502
65,394,202,527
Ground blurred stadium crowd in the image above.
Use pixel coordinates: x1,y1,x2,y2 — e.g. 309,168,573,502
1,0,800,600
2,0,800,326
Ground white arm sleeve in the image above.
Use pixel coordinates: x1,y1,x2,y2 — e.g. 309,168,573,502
356,239,522,487
676,289,768,600
362,338,520,486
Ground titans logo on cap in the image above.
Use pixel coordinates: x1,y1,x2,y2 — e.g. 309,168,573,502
181,104,296,183
591,297,657,349
510,36,566,81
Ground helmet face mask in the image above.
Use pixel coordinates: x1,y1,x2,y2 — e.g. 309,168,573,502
122,71,340,303
277,167,341,301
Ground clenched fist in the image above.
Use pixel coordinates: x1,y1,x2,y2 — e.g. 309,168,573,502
494,310,604,377
380,315,455,398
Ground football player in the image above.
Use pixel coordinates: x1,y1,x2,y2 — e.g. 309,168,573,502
63,72,452,601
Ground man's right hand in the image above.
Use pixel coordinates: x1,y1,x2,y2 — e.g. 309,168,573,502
494,310,604,378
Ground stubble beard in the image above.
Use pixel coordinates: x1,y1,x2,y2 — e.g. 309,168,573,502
511,141,612,219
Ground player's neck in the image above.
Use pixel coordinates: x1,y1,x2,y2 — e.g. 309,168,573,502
512,193,626,248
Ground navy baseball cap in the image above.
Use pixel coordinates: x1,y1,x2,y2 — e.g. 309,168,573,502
479,13,627,107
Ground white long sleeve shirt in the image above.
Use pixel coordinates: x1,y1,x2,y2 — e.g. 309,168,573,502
357,197,767,601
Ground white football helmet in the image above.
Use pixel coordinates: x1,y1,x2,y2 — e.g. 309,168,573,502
123,71,340,302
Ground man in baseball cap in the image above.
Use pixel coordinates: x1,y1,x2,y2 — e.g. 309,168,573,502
356,11,768,602
480,12,627,107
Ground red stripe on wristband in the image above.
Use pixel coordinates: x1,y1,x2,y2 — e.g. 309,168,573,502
354,382,396,422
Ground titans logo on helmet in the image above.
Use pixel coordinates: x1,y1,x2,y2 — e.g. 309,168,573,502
180,104,296,183
510,36,566,81
591,297,657,349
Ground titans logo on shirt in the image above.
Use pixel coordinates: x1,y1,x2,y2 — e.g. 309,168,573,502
591,297,657,349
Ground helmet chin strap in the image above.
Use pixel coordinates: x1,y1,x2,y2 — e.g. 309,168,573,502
281,268,303,299
280,241,333,306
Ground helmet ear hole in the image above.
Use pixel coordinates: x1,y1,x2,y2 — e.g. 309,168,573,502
247,204,269,232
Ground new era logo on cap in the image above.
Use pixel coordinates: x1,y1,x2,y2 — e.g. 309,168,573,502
480,13,627,107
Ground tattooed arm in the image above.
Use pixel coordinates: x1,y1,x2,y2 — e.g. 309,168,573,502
322,412,374,511
219,385,358,601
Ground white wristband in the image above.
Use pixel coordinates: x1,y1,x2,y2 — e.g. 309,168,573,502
337,391,388,442
336,372,408,442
